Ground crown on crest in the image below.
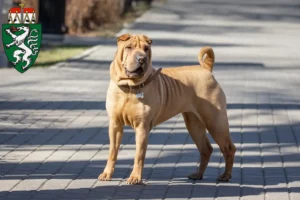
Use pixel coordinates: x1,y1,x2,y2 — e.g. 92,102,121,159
8,2,36,24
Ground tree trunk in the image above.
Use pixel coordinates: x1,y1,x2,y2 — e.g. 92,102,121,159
144,0,152,5
123,0,133,15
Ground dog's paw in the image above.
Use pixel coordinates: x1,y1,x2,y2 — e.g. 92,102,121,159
217,173,232,182
127,175,142,185
98,172,112,181
188,172,203,180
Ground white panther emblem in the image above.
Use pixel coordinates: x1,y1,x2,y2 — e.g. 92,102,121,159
5,26,39,69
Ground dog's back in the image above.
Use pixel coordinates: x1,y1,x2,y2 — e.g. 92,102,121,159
152,47,226,125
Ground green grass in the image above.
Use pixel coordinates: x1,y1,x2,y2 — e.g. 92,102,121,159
33,46,89,68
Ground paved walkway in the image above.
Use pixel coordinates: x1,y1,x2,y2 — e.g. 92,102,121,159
1,0,300,199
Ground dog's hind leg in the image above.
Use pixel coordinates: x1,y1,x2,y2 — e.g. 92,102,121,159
206,111,236,182
182,112,213,180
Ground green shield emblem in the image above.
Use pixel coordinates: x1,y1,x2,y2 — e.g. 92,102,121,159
2,24,41,73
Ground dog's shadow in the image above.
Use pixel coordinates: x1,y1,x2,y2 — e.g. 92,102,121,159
86,177,295,199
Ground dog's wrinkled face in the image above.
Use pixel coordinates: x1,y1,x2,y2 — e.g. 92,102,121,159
117,34,152,79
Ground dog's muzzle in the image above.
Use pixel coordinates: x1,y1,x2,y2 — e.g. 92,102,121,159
125,66,144,78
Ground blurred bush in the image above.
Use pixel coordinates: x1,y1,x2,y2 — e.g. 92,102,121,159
65,0,120,34
65,0,153,34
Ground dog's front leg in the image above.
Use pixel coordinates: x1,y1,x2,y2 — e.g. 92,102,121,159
98,119,123,181
127,125,149,184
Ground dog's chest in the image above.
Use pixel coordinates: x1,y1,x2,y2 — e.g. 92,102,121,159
106,91,151,127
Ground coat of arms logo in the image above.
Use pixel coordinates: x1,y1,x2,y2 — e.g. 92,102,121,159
2,3,42,73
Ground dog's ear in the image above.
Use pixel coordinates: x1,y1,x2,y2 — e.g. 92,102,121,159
147,39,152,45
117,34,131,43
141,35,152,45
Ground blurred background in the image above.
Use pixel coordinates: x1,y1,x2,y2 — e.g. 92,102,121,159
0,0,160,68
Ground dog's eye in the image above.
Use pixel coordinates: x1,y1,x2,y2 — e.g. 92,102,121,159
144,46,149,51
126,46,132,50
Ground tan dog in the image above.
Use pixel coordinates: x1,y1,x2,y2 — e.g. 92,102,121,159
98,34,236,184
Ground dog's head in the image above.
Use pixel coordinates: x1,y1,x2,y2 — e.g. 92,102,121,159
111,34,153,85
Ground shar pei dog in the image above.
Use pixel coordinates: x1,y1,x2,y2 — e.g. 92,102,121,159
98,34,236,184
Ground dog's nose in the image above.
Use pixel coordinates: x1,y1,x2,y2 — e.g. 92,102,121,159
137,55,146,64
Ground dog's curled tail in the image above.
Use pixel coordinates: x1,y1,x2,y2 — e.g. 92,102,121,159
198,46,215,72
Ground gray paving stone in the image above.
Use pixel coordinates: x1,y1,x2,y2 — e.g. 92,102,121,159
0,180,19,192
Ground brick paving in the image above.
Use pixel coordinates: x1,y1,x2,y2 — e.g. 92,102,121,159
1,0,300,199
